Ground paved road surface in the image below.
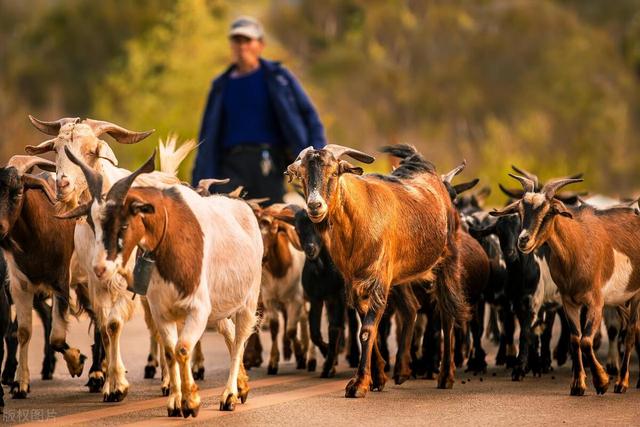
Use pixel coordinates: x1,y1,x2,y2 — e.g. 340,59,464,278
2,305,639,426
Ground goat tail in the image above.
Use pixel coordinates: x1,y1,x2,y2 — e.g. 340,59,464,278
158,134,198,177
432,208,471,328
379,143,436,178
433,272,471,329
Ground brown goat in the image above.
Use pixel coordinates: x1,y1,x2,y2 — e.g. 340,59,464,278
492,174,640,395
286,143,469,397
0,156,87,397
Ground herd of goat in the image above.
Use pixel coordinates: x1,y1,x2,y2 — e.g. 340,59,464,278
0,116,639,418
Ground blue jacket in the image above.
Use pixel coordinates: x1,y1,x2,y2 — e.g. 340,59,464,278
192,58,326,183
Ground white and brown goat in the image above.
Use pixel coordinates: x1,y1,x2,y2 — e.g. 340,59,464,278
62,151,263,417
491,174,640,395
251,202,312,374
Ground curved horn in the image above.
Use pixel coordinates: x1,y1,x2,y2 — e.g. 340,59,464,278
196,178,231,196
25,138,56,155
106,150,157,204
541,177,584,200
441,160,467,184
498,183,524,200
83,118,154,144
324,144,375,164
511,165,539,190
453,178,479,195
284,146,313,183
28,115,80,136
508,173,536,193
56,203,91,220
7,155,56,174
63,146,104,201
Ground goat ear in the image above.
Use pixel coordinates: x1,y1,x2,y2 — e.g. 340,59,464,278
468,224,496,239
22,174,57,205
130,200,155,216
283,223,303,251
97,141,119,166
56,203,91,220
489,200,520,217
271,204,300,225
551,199,573,219
338,160,363,175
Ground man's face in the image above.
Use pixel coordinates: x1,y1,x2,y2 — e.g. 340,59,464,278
230,35,264,66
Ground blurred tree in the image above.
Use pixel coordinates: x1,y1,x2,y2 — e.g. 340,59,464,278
269,0,640,201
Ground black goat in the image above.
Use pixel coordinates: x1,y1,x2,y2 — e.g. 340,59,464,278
274,206,360,378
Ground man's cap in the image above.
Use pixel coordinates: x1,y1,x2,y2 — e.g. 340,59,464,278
229,16,264,40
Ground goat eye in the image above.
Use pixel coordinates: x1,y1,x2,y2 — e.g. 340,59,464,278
332,171,338,177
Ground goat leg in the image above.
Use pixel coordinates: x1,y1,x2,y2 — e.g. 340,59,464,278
345,299,386,398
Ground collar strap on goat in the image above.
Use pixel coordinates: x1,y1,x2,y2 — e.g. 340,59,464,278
128,205,168,297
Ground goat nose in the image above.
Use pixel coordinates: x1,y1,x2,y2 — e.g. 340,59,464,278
520,234,530,244
57,175,70,189
308,201,322,210
93,265,106,279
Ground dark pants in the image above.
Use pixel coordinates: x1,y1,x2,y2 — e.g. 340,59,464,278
217,145,287,205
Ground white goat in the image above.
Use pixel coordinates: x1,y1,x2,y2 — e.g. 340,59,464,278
61,151,262,418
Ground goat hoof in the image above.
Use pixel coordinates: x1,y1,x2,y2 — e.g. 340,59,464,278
144,365,156,379
181,400,200,418
393,374,410,385
85,372,105,393
167,407,182,417
511,366,526,382
11,390,28,399
595,382,609,395
296,358,306,370
10,384,28,400
605,363,618,376
104,388,128,402
636,378,640,389
614,383,627,394
570,384,586,396
436,374,455,389
321,367,336,379
161,386,170,397
220,394,237,411
192,367,205,381
239,389,249,404
307,359,317,372
345,379,368,398
267,365,278,375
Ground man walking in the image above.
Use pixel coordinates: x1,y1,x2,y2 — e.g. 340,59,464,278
192,16,326,202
